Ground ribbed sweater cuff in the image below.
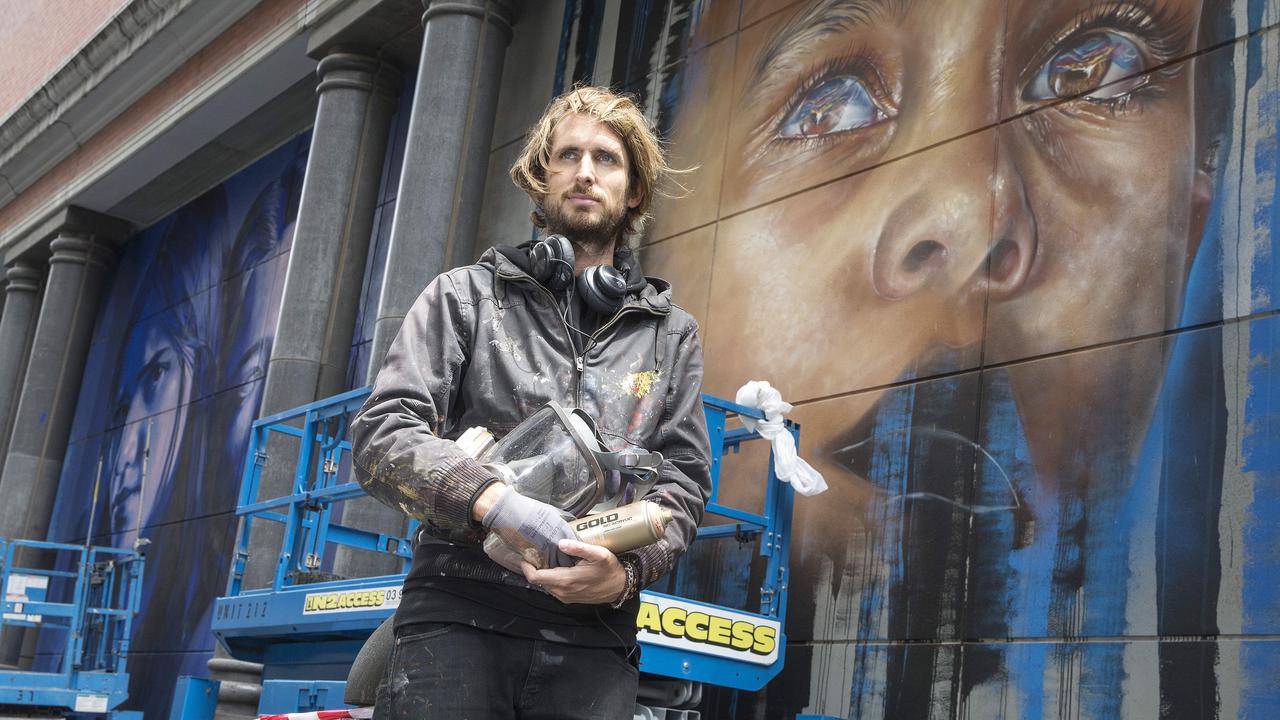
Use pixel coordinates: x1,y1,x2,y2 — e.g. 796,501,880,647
432,456,498,529
619,539,673,589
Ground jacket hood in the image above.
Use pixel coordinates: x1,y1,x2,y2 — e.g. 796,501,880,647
481,243,672,313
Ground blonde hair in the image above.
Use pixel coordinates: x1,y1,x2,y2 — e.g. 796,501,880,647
510,85,682,237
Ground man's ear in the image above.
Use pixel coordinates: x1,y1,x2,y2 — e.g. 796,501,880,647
1185,168,1212,276
627,185,644,210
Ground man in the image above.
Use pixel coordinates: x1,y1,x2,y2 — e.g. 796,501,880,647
352,86,711,719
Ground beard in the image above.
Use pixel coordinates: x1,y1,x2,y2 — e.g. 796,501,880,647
542,190,628,255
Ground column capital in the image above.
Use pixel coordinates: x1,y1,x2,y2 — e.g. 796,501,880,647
48,234,115,270
421,0,516,44
316,51,402,98
3,205,130,267
3,262,42,294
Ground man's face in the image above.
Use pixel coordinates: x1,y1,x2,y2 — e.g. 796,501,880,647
543,113,640,250
664,0,1207,476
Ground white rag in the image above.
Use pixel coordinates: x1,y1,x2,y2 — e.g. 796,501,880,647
734,381,827,496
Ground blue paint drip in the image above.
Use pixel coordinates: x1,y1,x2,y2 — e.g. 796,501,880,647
1234,25,1280,711
846,388,914,712
969,373,1051,717
1240,641,1280,716
1241,28,1280,637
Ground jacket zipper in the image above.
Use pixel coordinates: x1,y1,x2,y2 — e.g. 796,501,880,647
497,270,588,403
575,304,668,407
497,269,669,407
588,304,668,344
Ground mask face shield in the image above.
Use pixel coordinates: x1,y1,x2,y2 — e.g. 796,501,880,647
480,402,662,517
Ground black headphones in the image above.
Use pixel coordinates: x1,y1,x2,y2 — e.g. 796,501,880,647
528,234,629,315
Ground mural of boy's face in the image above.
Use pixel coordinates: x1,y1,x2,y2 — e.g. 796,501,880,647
677,0,1209,479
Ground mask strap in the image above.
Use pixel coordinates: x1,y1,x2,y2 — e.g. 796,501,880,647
596,448,664,473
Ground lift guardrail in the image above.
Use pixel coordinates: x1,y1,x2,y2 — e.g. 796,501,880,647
0,537,145,718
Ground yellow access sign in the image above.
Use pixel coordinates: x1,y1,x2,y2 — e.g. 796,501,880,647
301,585,402,615
635,592,780,665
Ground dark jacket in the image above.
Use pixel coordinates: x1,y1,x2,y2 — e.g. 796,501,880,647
351,245,711,593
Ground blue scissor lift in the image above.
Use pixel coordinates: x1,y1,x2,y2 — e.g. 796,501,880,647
178,387,796,716
0,538,145,719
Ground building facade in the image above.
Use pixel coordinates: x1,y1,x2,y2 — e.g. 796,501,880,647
0,0,1278,717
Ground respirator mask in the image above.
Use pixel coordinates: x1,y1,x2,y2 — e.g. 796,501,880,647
468,401,663,517
458,402,668,573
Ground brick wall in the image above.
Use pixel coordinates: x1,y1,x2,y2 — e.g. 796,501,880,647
0,0,131,123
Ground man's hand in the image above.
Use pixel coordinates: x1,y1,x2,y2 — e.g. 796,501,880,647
480,486,577,568
522,539,627,605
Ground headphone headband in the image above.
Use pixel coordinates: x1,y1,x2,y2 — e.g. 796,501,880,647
527,235,630,315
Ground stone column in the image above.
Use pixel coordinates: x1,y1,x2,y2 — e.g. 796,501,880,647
366,0,517,378
238,51,401,592
0,261,44,472
0,233,114,666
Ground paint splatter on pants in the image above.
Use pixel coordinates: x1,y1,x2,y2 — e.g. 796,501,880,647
373,622,639,719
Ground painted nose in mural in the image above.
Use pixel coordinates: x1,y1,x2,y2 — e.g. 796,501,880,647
869,130,1036,348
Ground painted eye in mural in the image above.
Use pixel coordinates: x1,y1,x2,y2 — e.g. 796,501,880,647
139,357,171,405
111,397,130,426
778,75,890,140
1025,31,1148,102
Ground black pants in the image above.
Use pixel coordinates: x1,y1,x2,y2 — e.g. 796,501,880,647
373,622,639,719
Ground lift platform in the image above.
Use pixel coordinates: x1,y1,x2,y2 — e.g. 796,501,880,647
188,387,796,715
0,538,145,719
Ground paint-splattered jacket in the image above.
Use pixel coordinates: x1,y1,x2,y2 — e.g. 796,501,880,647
351,245,711,594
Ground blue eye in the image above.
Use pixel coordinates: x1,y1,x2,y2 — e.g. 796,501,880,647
1026,31,1148,102
778,75,889,139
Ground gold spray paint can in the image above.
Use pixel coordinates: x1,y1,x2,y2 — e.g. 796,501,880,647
574,501,672,553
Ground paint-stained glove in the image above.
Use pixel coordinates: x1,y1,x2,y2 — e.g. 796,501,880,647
481,486,576,569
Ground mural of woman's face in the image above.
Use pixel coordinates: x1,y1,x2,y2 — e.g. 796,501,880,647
107,318,192,535
674,0,1208,477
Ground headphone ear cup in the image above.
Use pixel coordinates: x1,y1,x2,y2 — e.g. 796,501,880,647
578,265,628,315
529,234,575,291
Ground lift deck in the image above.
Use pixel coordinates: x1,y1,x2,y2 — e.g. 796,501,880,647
0,538,145,719
186,387,796,715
